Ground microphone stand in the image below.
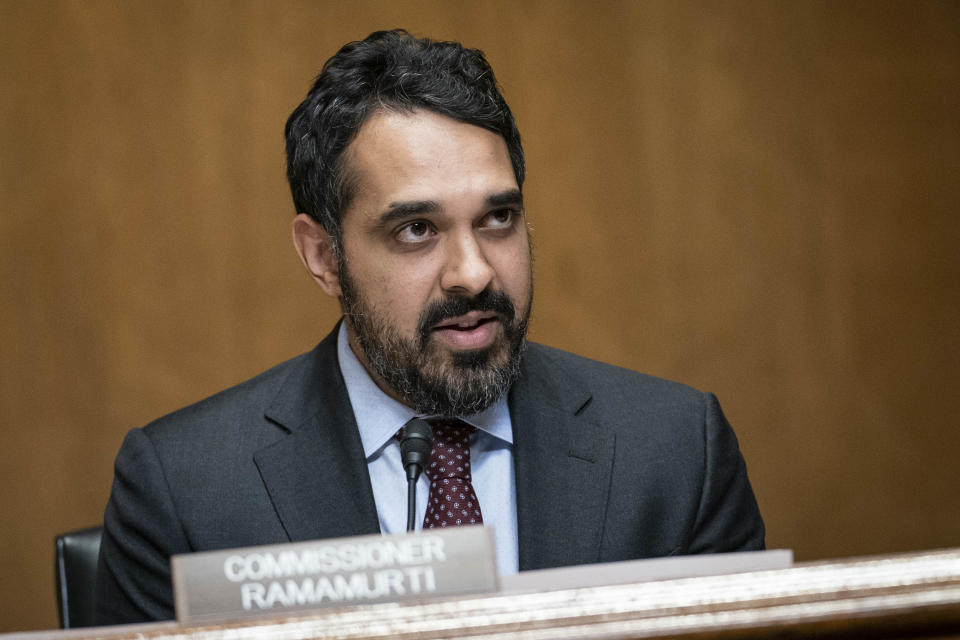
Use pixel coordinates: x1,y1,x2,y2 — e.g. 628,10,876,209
399,418,433,532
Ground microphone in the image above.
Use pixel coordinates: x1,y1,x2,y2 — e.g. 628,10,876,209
399,418,433,531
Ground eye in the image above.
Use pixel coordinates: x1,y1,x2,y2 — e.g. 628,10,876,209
483,208,518,230
395,220,435,244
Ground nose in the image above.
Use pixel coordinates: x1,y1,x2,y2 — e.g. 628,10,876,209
439,231,495,295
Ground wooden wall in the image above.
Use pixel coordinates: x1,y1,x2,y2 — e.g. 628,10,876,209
1,0,958,631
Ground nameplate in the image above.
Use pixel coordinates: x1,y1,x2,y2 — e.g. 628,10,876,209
171,526,497,624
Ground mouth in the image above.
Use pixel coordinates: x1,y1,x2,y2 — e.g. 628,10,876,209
430,311,501,349
432,311,498,331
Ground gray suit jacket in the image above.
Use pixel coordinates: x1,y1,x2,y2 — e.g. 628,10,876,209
94,327,764,624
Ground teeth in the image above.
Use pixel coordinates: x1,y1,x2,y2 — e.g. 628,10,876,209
435,316,492,330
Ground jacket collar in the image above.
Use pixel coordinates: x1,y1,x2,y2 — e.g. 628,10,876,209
253,328,616,573
509,344,615,571
255,324,381,542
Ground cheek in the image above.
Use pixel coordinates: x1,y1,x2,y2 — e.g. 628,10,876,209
494,242,533,301
356,262,439,323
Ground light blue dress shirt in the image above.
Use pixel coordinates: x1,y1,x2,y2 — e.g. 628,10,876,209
336,323,520,576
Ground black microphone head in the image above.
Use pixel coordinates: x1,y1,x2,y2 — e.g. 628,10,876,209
400,418,433,478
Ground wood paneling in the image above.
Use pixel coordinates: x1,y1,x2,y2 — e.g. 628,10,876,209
1,0,958,631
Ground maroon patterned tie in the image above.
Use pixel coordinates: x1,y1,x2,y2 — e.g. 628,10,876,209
422,419,484,528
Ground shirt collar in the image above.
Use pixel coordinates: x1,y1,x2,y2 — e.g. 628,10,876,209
336,321,513,460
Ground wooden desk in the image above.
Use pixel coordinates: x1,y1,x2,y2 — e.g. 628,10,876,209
7,547,960,639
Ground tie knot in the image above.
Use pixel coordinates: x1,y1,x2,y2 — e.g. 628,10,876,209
423,419,475,481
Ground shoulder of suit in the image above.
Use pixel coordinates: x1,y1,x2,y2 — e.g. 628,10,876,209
140,347,317,440
523,341,707,412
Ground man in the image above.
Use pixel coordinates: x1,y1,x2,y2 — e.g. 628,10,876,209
94,29,763,625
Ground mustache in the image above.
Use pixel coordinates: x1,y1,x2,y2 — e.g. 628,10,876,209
417,289,516,342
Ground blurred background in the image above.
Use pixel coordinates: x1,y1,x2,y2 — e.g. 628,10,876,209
1,0,958,631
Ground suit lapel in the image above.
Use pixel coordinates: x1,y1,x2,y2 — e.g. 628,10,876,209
510,346,616,571
254,327,381,542
249,332,616,564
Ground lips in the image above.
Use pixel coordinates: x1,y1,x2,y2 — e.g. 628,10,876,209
430,311,501,349
431,311,499,332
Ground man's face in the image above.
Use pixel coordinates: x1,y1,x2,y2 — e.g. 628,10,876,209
335,109,532,416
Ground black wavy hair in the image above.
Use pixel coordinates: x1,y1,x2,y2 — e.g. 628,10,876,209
284,29,524,248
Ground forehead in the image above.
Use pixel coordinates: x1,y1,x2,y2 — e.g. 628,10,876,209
340,109,517,215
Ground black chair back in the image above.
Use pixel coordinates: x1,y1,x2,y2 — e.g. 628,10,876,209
55,526,103,628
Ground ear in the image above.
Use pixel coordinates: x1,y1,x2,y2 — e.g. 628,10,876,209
292,213,341,297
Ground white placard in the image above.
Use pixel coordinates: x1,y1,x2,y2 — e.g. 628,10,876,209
171,526,497,624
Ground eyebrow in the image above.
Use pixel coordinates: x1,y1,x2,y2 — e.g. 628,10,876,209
378,200,442,224
376,189,524,226
485,189,524,209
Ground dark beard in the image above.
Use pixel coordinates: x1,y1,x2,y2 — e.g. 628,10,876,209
339,266,529,417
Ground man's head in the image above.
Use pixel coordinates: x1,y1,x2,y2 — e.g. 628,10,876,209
285,29,525,250
288,31,532,417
